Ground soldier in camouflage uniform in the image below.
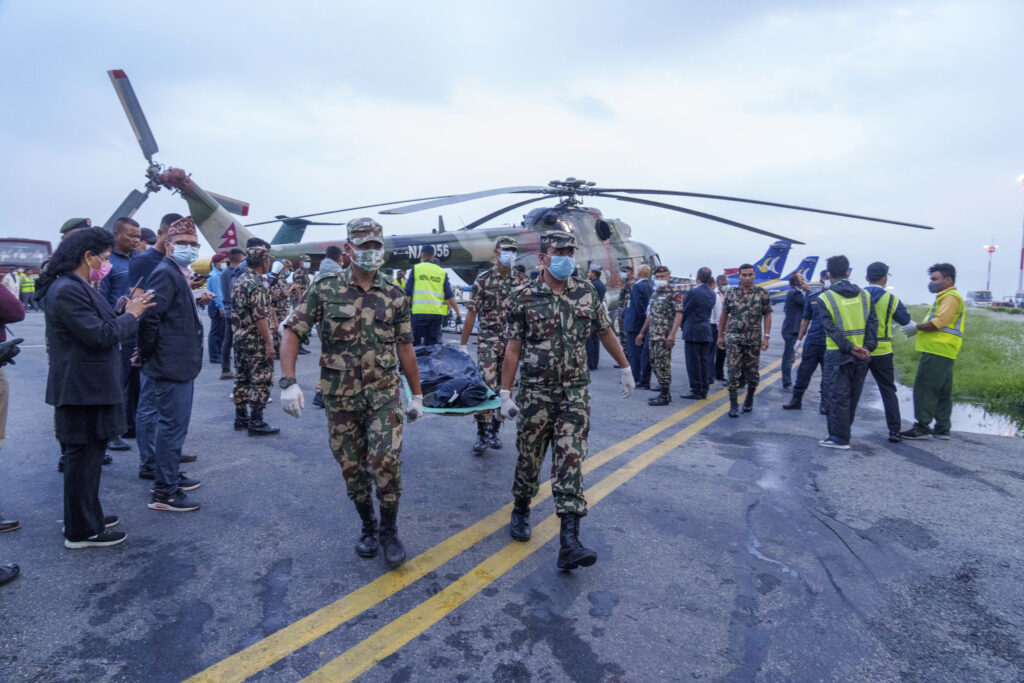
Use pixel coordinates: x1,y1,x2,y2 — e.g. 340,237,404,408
231,238,281,436
718,263,772,417
635,265,683,406
499,230,634,570
458,236,528,456
279,218,424,569
269,261,291,356
616,266,635,349
290,256,311,306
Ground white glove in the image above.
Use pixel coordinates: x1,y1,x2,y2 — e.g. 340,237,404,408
901,322,918,337
620,367,635,398
406,394,423,422
458,344,469,355
278,320,287,338
794,340,804,354
499,389,518,420
282,384,304,418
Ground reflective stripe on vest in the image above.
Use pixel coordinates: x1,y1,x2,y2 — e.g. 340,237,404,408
916,288,965,360
871,290,898,356
820,289,869,351
410,261,447,316
18,276,33,293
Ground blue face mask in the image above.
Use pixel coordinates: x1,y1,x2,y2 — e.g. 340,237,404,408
618,271,627,280
498,251,516,267
547,255,575,281
172,245,199,266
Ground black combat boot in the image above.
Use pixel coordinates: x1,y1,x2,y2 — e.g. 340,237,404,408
728,390,740,418
378,504,406,569
354,500,379,558
247,405,280,436
486,419,503,449
472,421,488,456
783,390,804,410
556,514,597,570
233,404,249,431
742,386,756,413
648,387,672,406
509,498,531,541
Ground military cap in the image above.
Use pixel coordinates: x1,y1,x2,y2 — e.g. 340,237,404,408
540,230,576,249
347,217,384,246
495,236,518,251
866,261,889,280
653,265,670,275
60,217,91,234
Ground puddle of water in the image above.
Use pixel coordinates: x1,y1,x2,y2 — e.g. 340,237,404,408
865,382,1022,438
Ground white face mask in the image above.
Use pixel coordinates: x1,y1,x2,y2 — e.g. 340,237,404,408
654,279,668,289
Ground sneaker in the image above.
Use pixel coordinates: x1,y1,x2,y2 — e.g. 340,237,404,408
64,530,127,549
888,432,902,443
900,427,933,440
818,438,851,450
177,474,201,492
934,431,951,440
61,516,118,533
102,454,113,466
148,490,200,512
107,437,131,451
138,470,155,480
180,454,198,463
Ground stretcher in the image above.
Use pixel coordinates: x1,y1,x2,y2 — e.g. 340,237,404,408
401,376,501,416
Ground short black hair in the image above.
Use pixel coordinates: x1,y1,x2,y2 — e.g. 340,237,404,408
113,216,139,233
819,269,829,280
325,245,343,261
928,262,956,282
789,273,802,287
826,255,850,278
245,237,270,249
738,263,754,272
696,267,713,285
229,247,245,258
160,213,183,229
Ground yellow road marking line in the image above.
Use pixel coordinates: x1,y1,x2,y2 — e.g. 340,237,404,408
302,369,783,682
187,360,780,682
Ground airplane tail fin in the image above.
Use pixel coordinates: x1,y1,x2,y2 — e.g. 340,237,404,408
785,256,819,283
752,241,791,279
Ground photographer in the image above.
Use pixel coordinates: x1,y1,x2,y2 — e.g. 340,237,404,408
0,281,24,583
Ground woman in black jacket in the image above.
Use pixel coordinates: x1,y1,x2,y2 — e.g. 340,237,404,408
37,228,154,548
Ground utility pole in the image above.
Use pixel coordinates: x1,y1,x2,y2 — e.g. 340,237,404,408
985,240,998,291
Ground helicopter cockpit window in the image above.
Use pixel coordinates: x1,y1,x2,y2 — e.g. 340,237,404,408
650,253,662,268
594,220,612,242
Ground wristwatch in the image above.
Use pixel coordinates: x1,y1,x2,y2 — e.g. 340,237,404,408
279,376,297,389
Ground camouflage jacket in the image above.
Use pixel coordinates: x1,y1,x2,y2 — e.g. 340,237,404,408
291,267,310,292
231,269,272,338
647,286,683,342
506,274,611,392
618,277,635,318
285,268,412,410
466,266,528,343
723,285,771,344
269,278,290,326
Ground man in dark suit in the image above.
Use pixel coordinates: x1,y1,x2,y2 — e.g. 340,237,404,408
680,268,716,399
623,264,653,388
137,217,208,512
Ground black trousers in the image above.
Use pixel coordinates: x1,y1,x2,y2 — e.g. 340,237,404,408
714,327,727,380
685,340,711,396
826,356,869,444
62,438,107,541
221,315,234,372
868,353,901,434
585,333,600,370
411,315,443,346
793,341,826,394
121,343,139,433
208,306,225,363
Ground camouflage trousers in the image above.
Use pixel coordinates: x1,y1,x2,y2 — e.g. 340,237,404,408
474,337,506,424
325,391,403,506
650,340,672,388
232,332,273,408
726,341,761,392
513,388,590,516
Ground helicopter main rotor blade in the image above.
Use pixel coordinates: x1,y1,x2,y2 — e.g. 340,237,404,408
107,70,158,163
592,188,934,231
208,191,250,217
462,196,553,230
597,194,806,245
380,186,549,215
245,195,460,226
101,189,150,231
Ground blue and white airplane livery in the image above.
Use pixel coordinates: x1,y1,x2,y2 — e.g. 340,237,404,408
725,241,818,305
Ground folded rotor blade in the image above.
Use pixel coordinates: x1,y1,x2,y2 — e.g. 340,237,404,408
463,196,552,230
208,191,250,217
596,194,805,245
245,195,460,226
107,70,158,162
592,188,933,230
380,186,549,215
101,189,149,231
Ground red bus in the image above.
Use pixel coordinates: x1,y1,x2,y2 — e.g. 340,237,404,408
0,238,53,269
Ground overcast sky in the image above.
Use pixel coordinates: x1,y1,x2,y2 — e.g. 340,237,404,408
2,0,1022,302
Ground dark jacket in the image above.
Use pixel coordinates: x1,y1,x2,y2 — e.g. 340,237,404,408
44,273,138,406
820,279,878,361
782,287,806,336
624,278,652,332
590,277,606,303
0,284,25,341
138,258,204,383
221,262,245,312
680,284,715,342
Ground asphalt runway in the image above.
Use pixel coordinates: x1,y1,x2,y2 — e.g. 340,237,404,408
1,312,1022,682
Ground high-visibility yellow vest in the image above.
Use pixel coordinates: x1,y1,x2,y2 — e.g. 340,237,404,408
916,288,965,360
18,275,33,293
870,290,898,356
410,261,447,316
820,288,870,351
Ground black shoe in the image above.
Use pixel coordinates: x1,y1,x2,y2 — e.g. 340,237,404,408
0,518,19,533
0,564,18,585
108,437,130,451
378,505,406,569
888,432,902,443
148,489,200,512
177,473,201,492
312,391,325,409
783,391,803,410
102,454,113,466
220,371,235,380
247,406,280,436
472,422,488,456
57,457,65,473
557,514,597,570
486,419,503,449
934,431,951,440
103,515,119,528
509,498,531,542
234,404,249,431
354,501,379,558
782,384,792,391
742,387,756,413
648,389,672,406
679,392,702,400
180,454,198,463
715,375,727,382
122,429,136,439
636,382,651,390
900,426,933,440
728,390,739,418
64,529,127,548
138,470,155,481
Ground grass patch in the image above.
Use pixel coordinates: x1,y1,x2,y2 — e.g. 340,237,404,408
892,306,1024,418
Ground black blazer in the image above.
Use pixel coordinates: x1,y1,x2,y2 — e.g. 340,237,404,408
680,284,715,342
138,258,204,383
44,273,138,407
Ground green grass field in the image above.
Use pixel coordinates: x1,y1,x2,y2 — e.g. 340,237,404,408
891,306,1024,419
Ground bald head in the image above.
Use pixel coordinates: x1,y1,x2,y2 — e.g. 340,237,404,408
638,264,651,279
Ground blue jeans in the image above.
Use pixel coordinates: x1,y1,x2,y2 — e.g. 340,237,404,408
411,314,443,346
781,332,798,387
136,373,157,474
152,378,194,495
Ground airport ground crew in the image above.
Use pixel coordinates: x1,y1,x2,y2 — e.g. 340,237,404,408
280,218,423,569
817,255,877,449
863,261,911,442
459,236,528,456
231,239,280,437
718,263,772,417
636,265,682,406
499,230,634,570
783,269,832,413
405,245,459,346
18,269,35,311
900,263,964,440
